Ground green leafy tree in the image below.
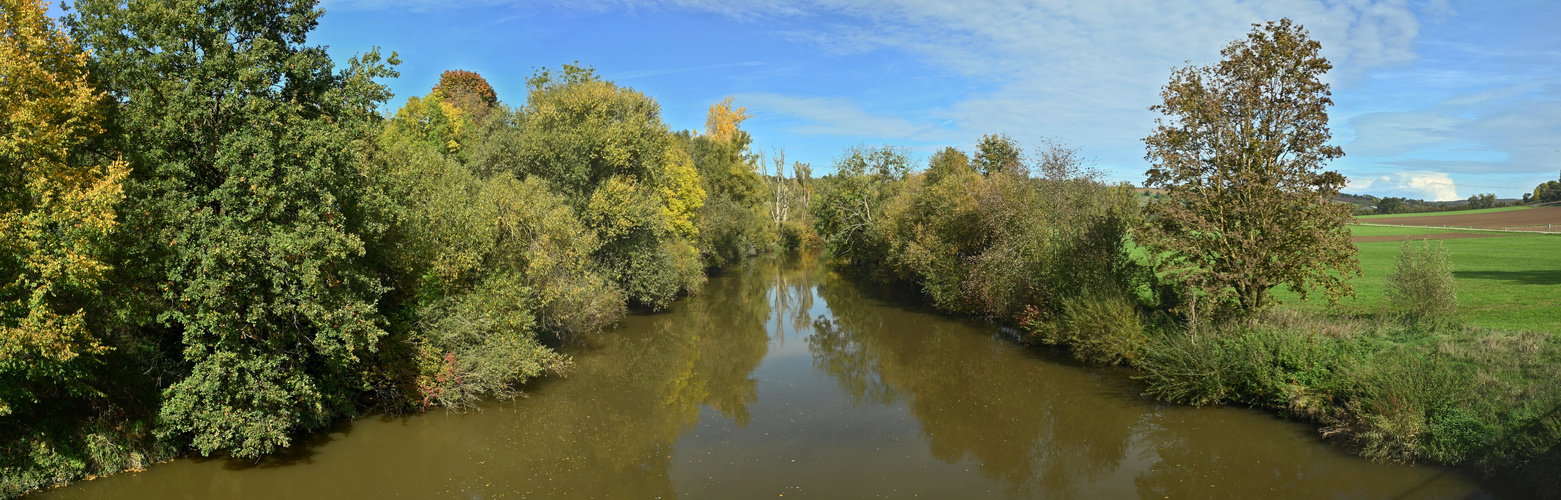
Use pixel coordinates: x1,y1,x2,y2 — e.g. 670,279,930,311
1466,193,1497,210
1142,18,1358,317
0,0,129,418
974,133,1023,176
505,65,704,309
810,145,911,270
69,0,398,457
386,89,473,159
1376,197,1406,214
1530,173,1561,204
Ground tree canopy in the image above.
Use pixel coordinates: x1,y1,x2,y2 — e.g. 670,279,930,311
0,0,129,419
69,0,400,457
1141,18,1357,317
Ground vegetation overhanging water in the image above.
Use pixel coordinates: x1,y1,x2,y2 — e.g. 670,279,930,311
33,255,1507,499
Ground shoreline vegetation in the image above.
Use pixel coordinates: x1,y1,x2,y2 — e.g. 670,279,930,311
3,1,1556,498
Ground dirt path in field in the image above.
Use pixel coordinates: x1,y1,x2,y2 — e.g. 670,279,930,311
1364,206,1561,230
1351,232,1519,243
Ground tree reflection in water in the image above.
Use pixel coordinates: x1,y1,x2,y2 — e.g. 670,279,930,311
808,277,1137,499
437,259,779,498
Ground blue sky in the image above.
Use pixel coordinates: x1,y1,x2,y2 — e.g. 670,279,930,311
304,1,1554,199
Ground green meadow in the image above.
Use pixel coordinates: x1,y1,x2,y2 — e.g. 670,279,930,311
1273,224,1561,333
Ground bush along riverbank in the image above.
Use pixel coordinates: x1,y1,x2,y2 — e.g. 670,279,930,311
805,21,1560,497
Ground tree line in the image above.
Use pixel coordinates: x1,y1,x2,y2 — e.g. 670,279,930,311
0,0,796,494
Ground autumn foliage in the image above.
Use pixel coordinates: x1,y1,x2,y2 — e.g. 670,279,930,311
1141,18,1357,318
435,69,498,118
0,0,128,418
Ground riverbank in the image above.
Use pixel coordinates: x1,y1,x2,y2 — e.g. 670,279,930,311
27,255,1504,499
803,147,1560,497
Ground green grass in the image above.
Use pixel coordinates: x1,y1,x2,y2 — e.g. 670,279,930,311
1275,232,1561,333
1356,206,1533,219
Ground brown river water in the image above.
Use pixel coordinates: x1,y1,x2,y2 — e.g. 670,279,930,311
35,253,1505,499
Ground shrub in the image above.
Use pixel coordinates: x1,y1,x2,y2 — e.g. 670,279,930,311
1137,321,1354,409
1031,292,1146,366
1384,240,1457,322
415,275,569,411
1331,348,1478,463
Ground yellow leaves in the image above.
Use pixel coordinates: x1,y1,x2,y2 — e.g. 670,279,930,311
1,0,124,400
386,90,469,155
704,96,751,144
657,146,706,239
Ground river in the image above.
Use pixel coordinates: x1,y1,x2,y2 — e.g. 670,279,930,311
35,253,1503,499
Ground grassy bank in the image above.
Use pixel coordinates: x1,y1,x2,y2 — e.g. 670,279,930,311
1131,310,1561,497
1275,227,1561,333
1112,227,1561,496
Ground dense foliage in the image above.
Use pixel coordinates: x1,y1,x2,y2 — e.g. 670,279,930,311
3,4,1555,498
0,0,128,422
0,1,786,495
1142,18,1358,318
1526,173,1561,204
811,139,1145,340
69,0,399,458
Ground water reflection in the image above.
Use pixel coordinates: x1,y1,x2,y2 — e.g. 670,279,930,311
807,274,1496,500
455,260,777,498
809,279,1135,498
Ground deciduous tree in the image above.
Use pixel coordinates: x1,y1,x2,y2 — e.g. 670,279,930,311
434,69,497,124
1142,18,1357,317
0,0,129,417
705,96,752,145
69,0,398,457
510,65,704,309
974,133,1022,176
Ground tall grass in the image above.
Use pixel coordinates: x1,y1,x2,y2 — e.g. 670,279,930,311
1135,310,1561,494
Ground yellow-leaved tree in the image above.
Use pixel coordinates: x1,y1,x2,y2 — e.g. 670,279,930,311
0,0,129,416
704,96,752,144
658,145,706,239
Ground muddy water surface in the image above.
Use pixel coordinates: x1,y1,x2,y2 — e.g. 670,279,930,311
36,254,1503,499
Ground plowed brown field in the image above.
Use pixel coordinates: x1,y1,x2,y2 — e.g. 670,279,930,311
1364,206,1561,230
1351,233,1517,243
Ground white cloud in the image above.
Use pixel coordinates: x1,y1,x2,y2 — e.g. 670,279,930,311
735,92,959,141
1347,171,1460,200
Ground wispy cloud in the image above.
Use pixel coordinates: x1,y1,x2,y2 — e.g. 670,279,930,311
1345,83,1561,176
735,92,958,142
324,0,1561,194
610,61,767,80
612,0,1426,173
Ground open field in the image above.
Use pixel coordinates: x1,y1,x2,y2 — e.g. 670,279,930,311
1358,206,1561,232
1274,224,1561,333
1356,205,1535,219
1350,232,1519,242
